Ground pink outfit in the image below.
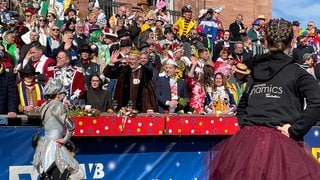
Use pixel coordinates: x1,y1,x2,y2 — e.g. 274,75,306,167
186,76,205,113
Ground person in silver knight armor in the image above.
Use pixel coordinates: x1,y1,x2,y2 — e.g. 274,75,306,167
32,78,84,180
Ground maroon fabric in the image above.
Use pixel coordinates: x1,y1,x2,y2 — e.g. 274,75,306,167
205,126,320,180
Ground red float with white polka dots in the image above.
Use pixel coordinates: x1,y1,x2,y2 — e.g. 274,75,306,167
72,114,239,136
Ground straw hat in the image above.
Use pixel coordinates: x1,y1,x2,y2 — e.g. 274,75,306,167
234,63,251,75
47,7,57,18
198,9,207,18
257,14,266,20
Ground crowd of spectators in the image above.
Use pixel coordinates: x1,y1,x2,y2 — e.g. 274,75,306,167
0,0,319,125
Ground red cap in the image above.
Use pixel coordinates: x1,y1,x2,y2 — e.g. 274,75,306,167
25,8,36,15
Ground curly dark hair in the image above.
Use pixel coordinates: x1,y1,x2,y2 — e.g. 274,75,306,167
265,18,293,53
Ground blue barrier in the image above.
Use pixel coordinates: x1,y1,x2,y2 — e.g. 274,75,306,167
1,126,319,180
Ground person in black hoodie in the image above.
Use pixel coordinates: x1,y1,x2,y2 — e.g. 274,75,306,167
207,18,320,180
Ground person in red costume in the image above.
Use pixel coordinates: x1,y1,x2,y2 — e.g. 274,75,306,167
46,50,85,100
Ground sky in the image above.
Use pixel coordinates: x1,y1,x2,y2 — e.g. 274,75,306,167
272,0,320,29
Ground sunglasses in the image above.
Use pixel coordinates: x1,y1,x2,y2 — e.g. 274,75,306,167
25,14,31,17
52,29,59,31
38,19,44,22
308,24,314,27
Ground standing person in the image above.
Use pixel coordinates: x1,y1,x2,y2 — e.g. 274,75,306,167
17,63,44,114
207,18,320,179
292,35,314,64
212,30,232,61
232,41,244,63
229,13,247,42
73,21,88,49
91,0,107,28
226,63,250,106
32,78,84,180
2,30,19,66
156,59,189,113
52,30,79,66
242,36,253,68
22,41,56,77
46,50,85,100
0,57,17,125
75,44,100,89
46,25,61,59
173,5,198,42
247,19,264,46
103,50,158,113
204,72,236,115
186,56,206,114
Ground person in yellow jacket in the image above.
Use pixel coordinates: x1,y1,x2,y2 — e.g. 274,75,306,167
173,5,198,42
226,63,251,106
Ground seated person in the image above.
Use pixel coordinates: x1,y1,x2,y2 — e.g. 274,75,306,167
204,72,236,115
84,74,113,113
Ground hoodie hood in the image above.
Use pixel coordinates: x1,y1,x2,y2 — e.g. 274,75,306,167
252,52,294,81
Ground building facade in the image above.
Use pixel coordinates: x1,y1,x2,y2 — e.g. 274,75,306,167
85,0,272,29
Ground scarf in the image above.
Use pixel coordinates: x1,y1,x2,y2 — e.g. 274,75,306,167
18,81,44,106
0,63,4,74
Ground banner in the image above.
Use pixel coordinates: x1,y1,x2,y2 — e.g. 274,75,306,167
1,127,319,179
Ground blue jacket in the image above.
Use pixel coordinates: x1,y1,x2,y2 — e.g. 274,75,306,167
0,70,17,114
156,76,188,113
200,18,219,44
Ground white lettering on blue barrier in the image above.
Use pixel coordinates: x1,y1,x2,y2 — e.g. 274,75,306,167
9,163,105,179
